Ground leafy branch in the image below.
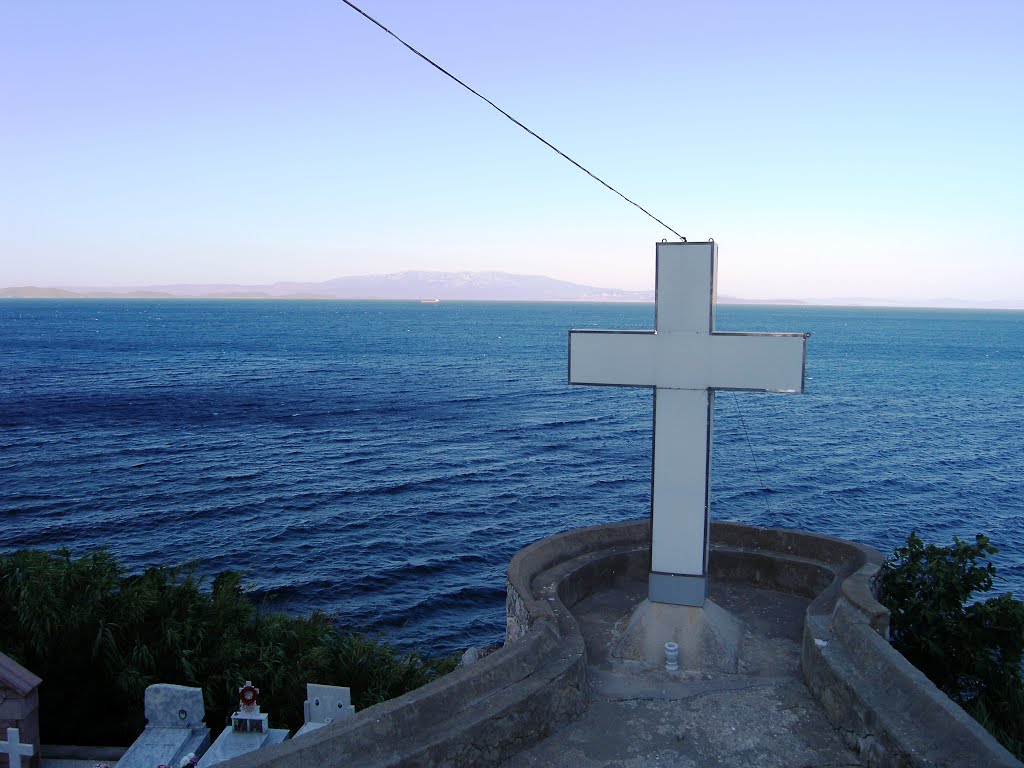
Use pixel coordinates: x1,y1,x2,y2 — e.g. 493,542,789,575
877,532,1024,759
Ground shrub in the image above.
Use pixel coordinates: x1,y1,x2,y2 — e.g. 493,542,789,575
0,548,458,745
877,532,1024,759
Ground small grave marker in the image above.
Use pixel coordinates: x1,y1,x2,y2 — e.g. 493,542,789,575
0,653,41,768
0,727,33,768
295,684,355,737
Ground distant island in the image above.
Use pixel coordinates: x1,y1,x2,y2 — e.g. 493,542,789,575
0,270,802,305
1,271,1019,308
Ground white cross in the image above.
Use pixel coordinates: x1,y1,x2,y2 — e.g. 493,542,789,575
0,727,34,768
569,241,807,606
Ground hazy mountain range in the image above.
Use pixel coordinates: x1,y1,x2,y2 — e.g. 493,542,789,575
1,270,1019,308
0,270,793,304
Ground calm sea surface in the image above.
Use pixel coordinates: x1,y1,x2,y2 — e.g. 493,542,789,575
1,300,1022,655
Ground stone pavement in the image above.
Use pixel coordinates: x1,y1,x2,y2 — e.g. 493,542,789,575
501,577,862,768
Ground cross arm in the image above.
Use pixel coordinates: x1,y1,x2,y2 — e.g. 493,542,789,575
705,332,808,392
568,330,657,387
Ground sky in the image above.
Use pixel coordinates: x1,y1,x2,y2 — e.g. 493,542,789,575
1,1,1022,304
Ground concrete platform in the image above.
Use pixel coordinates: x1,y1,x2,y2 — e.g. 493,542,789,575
213,519,1021,768
502,576,860,767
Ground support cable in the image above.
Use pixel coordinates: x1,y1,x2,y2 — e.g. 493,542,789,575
338,0,686,241
729,396,776,524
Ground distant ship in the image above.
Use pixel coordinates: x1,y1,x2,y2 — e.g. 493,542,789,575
419,298,441,303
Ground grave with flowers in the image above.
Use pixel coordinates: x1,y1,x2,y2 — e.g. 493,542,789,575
195,683,287,768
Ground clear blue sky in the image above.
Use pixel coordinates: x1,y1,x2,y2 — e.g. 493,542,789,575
1,1,1021,303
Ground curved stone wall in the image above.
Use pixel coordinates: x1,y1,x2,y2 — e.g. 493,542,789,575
216,520,1020,768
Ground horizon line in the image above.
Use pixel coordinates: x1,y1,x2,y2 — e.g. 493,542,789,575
2,289,1021,312
0,269,1020,311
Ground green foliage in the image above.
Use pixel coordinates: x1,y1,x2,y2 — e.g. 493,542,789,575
0,549,458,745
877,532,1024,759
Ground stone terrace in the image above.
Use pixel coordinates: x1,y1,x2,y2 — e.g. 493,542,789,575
213,519,1019,768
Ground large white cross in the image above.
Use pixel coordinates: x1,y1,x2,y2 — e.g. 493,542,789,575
0,727,34,768
569,241,807,606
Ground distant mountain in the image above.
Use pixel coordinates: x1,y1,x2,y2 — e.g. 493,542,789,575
1,271,656,302
4,272,1017,308
0,273,801,303
0,286,86,299
273,271,656,302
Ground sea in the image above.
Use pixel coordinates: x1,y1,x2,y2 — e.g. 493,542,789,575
1,300,1022,657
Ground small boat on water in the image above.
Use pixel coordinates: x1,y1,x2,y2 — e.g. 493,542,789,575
419,298,441,304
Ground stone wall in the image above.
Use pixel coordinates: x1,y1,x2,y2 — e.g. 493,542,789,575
802,558,1020,767
509,519,1021,767
213,520,1021,768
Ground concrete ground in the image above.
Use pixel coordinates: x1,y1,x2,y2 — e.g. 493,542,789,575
501,577,862,768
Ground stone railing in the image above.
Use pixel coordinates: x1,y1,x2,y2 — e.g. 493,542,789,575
801,554,1020,767
214,519,1021,768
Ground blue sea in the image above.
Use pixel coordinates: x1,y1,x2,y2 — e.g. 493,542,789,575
1,300,1022,656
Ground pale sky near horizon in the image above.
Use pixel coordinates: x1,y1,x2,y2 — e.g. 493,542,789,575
1,1,1021,303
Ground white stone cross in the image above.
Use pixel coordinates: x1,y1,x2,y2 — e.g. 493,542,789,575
0,727,34,768
569,241,807,606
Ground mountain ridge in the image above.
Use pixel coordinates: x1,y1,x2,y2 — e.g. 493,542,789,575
2,271,642,301
6,270,663,302
3,270,1018,308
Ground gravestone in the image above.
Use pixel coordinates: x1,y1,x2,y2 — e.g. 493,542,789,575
196,682,287,767
294,684,355,738
570,240,807,606
0,728,33,768
117,684,210,768
0,654,40,768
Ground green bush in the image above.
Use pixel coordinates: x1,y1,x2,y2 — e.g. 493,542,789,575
0,548,458,745
877,532,1024,759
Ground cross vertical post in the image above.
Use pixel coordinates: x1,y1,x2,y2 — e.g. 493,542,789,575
569,241,807,606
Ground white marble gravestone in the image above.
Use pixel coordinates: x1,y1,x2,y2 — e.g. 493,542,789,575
117,684,210,768
570,241,807,606
294,684,356,738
